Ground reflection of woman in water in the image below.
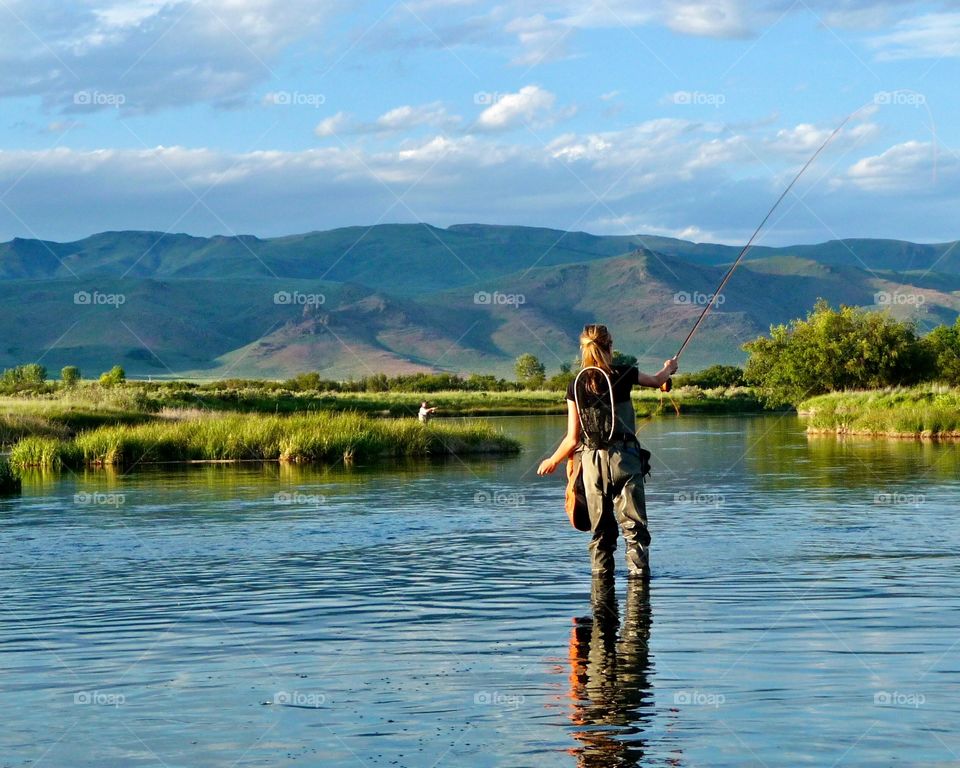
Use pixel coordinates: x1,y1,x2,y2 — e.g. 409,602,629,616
566,578,681,767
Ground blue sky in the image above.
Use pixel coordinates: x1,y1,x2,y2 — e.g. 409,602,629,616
0,0,956,244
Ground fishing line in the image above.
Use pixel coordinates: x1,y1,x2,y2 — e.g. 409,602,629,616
662,105,871,391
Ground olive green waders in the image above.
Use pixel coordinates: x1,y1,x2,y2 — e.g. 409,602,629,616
576,395,651,578
580,441,651,578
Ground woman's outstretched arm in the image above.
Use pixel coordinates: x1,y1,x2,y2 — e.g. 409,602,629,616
537,400,581,476
636,357,679,388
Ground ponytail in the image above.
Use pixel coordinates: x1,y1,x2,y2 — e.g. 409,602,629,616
579,324,613,393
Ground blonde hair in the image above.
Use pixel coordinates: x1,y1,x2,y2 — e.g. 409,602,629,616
579,324,613,393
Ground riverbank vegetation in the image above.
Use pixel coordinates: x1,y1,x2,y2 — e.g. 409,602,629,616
0,379,765,446
799,386,960,438
744,300,960,407
8,412,520,469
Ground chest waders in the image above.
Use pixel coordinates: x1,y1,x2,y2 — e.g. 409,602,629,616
571,367,652,579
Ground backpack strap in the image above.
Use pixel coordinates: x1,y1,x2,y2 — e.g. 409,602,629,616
573,366,616,449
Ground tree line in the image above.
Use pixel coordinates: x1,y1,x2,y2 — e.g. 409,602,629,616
743,299,960,406
2,299,958,405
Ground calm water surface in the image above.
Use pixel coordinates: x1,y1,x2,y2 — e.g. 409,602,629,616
2,415,959,767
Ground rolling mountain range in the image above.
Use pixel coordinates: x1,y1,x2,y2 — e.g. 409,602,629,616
1,224,957,379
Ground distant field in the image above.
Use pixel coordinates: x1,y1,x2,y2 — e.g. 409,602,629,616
799,386,960,438
0,392,155,445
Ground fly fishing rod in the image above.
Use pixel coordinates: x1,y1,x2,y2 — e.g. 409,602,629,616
660,110,859,392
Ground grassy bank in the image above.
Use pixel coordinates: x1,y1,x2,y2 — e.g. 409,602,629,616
8,412,521,469
293,388,765,417
799,386,960,438
2,382,767,430
0,391,156,445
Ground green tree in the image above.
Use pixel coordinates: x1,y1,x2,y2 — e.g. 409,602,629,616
1,364,47,392
743,299,930,407
923,318,960,385
60,366,81,387
21,363,46,385
545,361,576,392
612,350,638,368
99,365,127,387
515,353,546,389
674,364,745,389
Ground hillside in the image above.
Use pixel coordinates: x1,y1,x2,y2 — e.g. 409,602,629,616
1,224,956,379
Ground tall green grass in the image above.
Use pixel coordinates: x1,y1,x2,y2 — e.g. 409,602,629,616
0,394,154,446
8,412,520,469
799,385,960,437
2,385,767,447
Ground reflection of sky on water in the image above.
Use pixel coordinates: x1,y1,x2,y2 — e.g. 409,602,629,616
2,415,958,766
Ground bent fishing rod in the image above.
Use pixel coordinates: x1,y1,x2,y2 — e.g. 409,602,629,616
660,110,859,393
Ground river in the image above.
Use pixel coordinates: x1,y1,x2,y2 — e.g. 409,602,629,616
2,414,958,766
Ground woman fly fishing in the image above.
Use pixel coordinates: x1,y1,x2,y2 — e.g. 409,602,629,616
537,324,678,580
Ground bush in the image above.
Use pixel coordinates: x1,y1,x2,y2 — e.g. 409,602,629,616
99,366,127,387
61,366,81,387
743,299,931,407
0,363,49,394
674,364,745,389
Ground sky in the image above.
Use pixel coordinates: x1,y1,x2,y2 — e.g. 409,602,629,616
0,0,956,245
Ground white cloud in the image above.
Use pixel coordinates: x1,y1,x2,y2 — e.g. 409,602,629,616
375,102,459,132
504,14,572,65
868,12,960,60
663,1,752,38
473,85,563,131
315,112,352,138
315,103,460,139
773,123,834,152
845,140,947,192
1,118,957,246
769,121,879,158
0,0,334,111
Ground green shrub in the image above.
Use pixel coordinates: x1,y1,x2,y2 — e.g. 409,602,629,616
60,366,81,387
744,300,932,407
